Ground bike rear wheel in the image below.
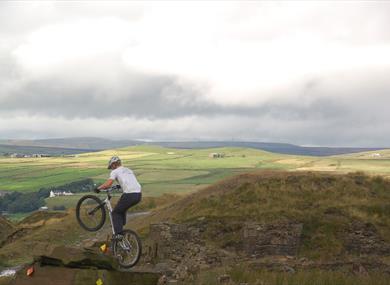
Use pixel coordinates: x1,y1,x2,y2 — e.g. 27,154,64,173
113,229,142,268
76,195,106,232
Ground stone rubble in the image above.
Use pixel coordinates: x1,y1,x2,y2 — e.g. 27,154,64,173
143,220,390,283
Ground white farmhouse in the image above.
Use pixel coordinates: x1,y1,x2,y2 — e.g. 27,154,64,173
370,153,382,158
49,190,74,198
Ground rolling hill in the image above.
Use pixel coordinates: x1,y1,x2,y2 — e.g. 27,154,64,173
1,137,385,156
0,144,94,156
1,171,390,284
128,171,390,283
130,171,390,251
0,138,140,151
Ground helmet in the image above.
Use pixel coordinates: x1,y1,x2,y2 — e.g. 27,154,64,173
107,156,121,169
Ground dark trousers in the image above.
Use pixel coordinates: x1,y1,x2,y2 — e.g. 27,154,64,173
112,192,141,234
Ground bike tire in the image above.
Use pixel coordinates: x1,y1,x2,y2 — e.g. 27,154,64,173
113,229,142,268
76,194,106,232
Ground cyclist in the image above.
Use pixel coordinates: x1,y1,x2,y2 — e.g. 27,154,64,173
95,156,142,239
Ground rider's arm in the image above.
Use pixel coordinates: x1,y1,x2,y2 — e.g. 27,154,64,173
98,179,114,190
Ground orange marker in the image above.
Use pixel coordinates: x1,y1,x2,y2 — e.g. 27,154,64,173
26,266,34,276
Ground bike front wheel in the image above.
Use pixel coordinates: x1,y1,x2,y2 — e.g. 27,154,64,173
76,195,106,232
113,229,142,268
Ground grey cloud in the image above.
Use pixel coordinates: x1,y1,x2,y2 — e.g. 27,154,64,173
0,73,213,119
0,67,347,121
1,2,390,147
0,66,387,128
1,50,390,148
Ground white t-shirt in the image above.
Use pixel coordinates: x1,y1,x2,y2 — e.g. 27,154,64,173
110,166,141,194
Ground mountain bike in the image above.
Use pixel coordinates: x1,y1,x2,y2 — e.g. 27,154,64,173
75,185,142,268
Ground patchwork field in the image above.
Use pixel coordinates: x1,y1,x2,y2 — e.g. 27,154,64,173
1,145,390,199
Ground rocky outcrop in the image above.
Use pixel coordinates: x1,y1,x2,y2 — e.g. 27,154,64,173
146,221,303,261
38,246,119,270
8,246,160,285
242,222,303,257
144,221,303,281
344,221,390,255
145,223,226,281
143,219,390,281
10,265,160,285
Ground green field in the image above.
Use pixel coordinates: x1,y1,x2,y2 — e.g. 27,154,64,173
1,145,390,199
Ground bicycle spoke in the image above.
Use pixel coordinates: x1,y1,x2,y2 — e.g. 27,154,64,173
114,232,140,267
77,196,105,231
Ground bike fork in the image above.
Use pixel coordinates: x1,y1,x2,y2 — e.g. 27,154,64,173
106,200,116,235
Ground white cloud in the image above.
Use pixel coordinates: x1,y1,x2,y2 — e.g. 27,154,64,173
13,17,134,74
1,1,390,146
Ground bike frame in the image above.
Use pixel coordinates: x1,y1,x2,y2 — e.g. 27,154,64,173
103,194,116,235
80,186,142,268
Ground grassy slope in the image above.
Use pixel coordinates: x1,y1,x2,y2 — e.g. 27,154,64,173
0,216,14,245
2,171,390,285
0,210,99,266
128,171,390,260
195,267,390,285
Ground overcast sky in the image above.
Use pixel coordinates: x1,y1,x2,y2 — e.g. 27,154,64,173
0,1,390,146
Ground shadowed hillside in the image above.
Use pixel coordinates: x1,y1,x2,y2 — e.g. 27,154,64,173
0,217,14,247
0,211,99,267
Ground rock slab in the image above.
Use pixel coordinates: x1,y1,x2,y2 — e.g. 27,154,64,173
8,246,160,285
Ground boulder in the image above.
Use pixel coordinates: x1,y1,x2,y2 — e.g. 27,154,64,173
10,265,160,285
38,246,118,270
8,246,160,285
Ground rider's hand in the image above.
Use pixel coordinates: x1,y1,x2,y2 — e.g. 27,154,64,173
93,187,100,193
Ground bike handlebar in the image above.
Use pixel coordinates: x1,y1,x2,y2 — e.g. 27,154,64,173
97,185,121,193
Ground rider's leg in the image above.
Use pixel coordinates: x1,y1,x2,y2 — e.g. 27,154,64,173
112,192,142,234
112,211,124,235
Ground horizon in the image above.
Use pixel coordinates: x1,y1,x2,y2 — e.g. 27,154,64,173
1,136,388,149
1,1,390,146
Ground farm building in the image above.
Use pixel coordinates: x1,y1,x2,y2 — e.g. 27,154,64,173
209,153,225,158
370,153,382,158
49,190,74,198
10,153,25,158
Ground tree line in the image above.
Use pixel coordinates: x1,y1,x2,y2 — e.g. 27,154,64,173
0,179,95,213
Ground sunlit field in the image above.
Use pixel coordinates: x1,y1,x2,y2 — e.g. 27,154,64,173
1,146,390,197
